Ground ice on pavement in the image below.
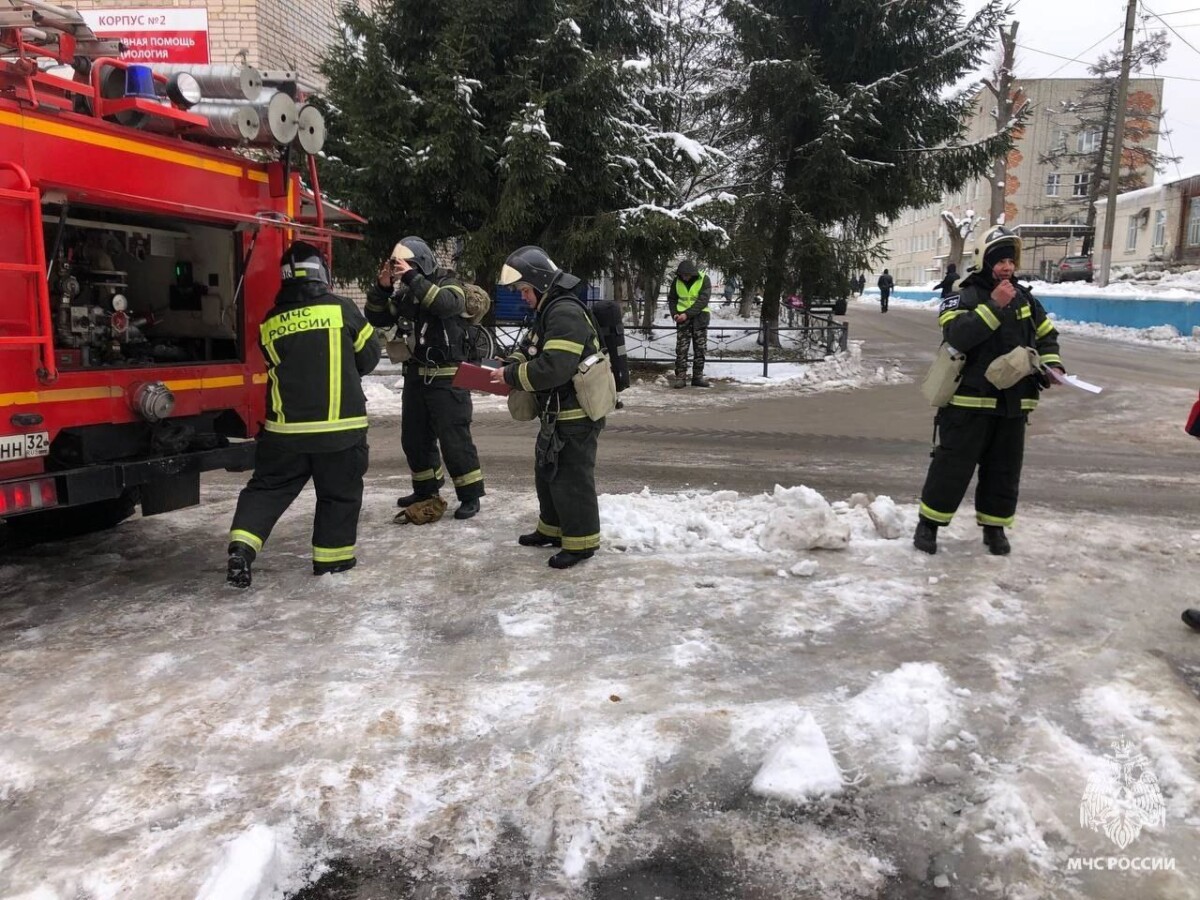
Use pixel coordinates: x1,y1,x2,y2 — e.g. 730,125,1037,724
1,483,1198,899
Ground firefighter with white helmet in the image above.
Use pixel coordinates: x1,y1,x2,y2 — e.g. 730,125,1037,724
365,236,486,524
226,240,380,588
491,245,604,569
913,225,1064,556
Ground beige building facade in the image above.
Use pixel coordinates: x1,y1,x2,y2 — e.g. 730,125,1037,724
880,77,1164,285
72,0,349,83
1095,172,1200,272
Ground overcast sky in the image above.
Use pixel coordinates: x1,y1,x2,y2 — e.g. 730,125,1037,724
963,0,1200,181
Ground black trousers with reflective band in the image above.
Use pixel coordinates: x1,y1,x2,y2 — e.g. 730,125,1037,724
674,319,707,378
534,419,603,552
401,377,484,501
919,408,1025,527
229,434,368,568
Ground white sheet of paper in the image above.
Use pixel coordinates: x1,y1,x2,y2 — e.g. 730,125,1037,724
1048,367,1103,394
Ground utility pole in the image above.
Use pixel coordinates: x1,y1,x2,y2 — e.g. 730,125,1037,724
1098,0,1138,287
984,22,1020,225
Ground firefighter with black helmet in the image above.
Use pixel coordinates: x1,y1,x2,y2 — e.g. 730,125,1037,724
913,225,1064,556
365,236,485,523
491,246,604,569
225,240,381,588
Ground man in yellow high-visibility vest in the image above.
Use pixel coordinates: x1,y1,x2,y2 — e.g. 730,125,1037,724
669,259,712,388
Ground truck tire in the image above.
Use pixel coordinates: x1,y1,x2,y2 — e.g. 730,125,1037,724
1,489,138,549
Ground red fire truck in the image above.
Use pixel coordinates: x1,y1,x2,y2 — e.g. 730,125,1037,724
0,3,357,539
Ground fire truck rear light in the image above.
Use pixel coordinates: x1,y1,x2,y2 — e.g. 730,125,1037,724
0,478,58,515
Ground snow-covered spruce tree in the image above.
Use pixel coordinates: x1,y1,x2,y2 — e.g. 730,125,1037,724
719,0,1015,327
607,0,740,329
318,0,666,289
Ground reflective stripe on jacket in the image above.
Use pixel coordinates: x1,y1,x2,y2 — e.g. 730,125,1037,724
937,275,1061,417
260,282,380,437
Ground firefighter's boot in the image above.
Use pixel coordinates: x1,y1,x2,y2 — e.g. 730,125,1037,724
397,491,439,509
314,558,358,576
519,531,561,548
454,498,480,520
548,549,594,569
982,525,1011,556
913,519,938,555
226,544,255,589
1182,609,1200,632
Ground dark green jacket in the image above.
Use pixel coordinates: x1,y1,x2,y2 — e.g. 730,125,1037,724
365,270,471,376
502,287,603,421
258,281,379,447
938,273,1062,417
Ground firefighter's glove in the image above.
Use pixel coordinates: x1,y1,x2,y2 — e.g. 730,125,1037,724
394,496,447,525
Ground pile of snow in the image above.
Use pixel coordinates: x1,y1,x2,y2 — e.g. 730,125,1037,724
1046,317,1200,352
619,344,907,410
751,712,844,801
600,485,907,554
840,662,962,784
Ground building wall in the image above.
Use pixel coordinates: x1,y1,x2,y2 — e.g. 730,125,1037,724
72,0,350,81
1095,173,1200,271
879,78,1164,285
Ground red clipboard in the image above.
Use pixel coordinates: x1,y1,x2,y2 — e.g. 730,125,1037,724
452,362,511,396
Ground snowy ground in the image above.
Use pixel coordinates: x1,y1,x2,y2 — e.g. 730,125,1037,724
2,481,1198,899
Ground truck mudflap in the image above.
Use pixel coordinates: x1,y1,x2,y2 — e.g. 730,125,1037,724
0,439,256,519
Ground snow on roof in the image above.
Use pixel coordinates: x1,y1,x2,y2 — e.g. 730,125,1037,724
1096,170,1200,207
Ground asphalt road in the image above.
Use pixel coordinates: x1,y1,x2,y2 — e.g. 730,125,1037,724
360,303,1200,519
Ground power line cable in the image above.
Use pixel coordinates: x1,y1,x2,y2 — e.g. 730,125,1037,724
1139,12,1184,178
1141,2,1200,57
1017,41,1200,81
1045,26,1122,76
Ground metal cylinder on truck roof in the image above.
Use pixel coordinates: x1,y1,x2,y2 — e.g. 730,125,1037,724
296,104,326,154
145,63,263,101
228,90,299,144
188,103,262,141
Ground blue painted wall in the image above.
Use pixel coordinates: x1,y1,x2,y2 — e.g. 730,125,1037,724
869,287,1200,334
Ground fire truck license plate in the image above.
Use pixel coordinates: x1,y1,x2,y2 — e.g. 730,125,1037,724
0,432,50,461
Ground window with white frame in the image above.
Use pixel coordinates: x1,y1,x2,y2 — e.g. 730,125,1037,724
1188,199,1200,247
1045,173,1061,196
1076,129,1101,154
1126,215,1139,252
1073,173,1091,198
1153,209,1166,248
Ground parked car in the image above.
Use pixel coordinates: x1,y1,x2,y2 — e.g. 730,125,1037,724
1053,255,1094,283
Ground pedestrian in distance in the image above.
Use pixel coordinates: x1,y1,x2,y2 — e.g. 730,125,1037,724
225,241,380,588
492,246,606,570
669,259,712,388
936,263,959,299
913,226,1064,557
365,236,486,524
723,275,738,306
877,269,894,313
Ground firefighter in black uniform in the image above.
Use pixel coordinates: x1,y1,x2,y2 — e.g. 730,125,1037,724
226,241,381,587
914,226,1063,556
491,246,604,569
365,236,485,522
588,295,629,407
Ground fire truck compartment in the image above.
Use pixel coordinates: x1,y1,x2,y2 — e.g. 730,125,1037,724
43,203,244,370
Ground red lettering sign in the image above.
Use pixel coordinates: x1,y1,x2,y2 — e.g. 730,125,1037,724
81,8,210,65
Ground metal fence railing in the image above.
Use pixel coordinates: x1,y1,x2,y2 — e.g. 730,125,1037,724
489,313,848,374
